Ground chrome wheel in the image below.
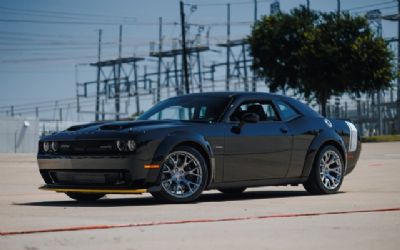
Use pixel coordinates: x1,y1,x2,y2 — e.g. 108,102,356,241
160,151,203,199
319,150,343,190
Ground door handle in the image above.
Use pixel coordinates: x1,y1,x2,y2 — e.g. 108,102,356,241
280,127,288,133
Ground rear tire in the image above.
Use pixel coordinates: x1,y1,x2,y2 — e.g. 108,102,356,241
151,146,208,203
303,145,344,195
218,187,246,194
66,192,105,202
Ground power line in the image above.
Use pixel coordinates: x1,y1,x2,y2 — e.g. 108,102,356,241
0,18,138,25
0,30,78,39
352,5,397,15
0,18,180,26
0,6,137,21
0,56,97,64
0,46,109,52
0,97,77,109
185,0,273,7
345,0,395,11
0,39,116,46
188,21,253,26
0,10,136,23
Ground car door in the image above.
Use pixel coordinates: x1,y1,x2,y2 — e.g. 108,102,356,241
274,100,315,178
223,99,293,182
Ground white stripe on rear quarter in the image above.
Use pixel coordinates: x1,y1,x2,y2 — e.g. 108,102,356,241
345,121,358,152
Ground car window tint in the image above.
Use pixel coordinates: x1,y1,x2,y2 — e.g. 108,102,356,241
139,96,231,122
276,101,299,120
262,104,278,120
147,106,194,120
230,101,278,121
199,106,207,119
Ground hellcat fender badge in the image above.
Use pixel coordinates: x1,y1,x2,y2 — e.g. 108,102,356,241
324,118,333,128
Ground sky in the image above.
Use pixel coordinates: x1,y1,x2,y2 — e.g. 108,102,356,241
0,0,398,120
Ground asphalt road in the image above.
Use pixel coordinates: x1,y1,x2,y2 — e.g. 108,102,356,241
0,142,399,250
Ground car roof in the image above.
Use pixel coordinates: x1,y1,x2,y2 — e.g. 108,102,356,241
179,91,281,99
170,91,322,118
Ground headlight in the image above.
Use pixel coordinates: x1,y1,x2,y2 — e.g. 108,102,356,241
116,140,125,151
43,141,50,152
116,140,136,152
51,141,59,152
127,140,136,151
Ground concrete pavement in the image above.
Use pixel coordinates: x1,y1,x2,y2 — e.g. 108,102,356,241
0,142,399,250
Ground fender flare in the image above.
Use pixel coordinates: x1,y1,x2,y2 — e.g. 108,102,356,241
151,130,216,186
301,129,347,178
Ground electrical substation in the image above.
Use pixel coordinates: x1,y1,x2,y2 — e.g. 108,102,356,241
0,0,400,152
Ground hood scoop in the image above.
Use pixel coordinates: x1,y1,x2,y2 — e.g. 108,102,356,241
67,123,99,131
99,124,133,131
67,125,84,131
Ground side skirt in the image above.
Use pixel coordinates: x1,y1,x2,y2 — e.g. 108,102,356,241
207,177,308,190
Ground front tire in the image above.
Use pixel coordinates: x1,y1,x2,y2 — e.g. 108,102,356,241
303,145,344,194
66,192,105,202
151,146,208,203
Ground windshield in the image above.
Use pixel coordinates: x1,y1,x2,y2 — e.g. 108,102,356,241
138,95,231,122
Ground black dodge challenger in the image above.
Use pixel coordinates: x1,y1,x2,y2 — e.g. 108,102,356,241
37,92,361,203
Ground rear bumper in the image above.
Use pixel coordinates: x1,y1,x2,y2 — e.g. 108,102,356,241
37,155,160,188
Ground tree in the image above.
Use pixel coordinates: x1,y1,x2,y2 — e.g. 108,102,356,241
248,6,395,116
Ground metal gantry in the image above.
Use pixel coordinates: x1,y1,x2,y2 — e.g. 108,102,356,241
77,56,144,120
1,0,400,136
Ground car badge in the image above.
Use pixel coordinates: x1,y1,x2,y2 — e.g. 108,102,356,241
324,118,333,128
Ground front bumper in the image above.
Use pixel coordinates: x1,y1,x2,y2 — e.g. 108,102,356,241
37,155,160,188
345,139,362,175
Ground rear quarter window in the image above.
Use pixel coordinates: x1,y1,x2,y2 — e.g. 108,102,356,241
276,101,300,121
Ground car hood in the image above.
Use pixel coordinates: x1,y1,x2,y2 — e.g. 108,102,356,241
44,120,189,141
94,120,186,132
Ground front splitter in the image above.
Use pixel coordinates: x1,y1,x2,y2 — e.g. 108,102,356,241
39,185,147,194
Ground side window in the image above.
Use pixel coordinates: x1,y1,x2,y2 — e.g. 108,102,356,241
198,106,207,120
148,106,194,120
230,101,279,122
276,101,300,121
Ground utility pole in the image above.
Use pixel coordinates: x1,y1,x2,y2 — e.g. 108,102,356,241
59,108,63,121
378,19,383,134
157,17,162,102
196,50,203,92
254,0,257,23
133,60,140,115
115,25,122,120
101,100,105,121
95,29,102,121
242,43,249,91
173,55,180,95
306,0,310,10
226,3,231,91
334,0,341,120
252,0,257,92
180,1,190,94
397,0,400,133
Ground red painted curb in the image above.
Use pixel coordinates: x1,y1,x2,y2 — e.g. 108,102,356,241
1,207,400,236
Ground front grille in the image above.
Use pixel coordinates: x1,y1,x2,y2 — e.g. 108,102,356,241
43,170,129,186
40,140,121,155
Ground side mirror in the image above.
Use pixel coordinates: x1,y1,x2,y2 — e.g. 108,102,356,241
241,112,260,123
